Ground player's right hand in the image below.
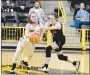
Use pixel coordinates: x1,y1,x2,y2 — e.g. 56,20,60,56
19,37,24,42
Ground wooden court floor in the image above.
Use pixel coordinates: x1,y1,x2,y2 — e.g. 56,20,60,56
1,49,90,74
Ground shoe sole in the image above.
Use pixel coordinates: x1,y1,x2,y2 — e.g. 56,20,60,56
44,71,49,73
9,72,15,74
40,70,49,73
38,69,49,73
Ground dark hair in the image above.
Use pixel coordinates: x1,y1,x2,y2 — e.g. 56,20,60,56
27,12,38,23
34,1,42,8
50,12,58,20
80,2,86,10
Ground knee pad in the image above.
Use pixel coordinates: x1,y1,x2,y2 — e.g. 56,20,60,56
46,46,52,57
58,54,68,61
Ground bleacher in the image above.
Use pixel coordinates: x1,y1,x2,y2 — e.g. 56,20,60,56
61,0,90,50
1,0,35,27
1,0,90,50
68,0,90,41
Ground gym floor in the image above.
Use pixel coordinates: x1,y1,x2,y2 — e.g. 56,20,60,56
1,49,89,74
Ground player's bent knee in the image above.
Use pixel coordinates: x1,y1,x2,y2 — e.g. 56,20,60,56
46,46,52,57
57,54,68,61
51,42,59,49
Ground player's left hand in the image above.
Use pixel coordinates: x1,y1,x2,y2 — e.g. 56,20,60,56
43,26,49,30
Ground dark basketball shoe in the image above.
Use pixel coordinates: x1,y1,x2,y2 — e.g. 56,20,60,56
9,70,16,74
20,60,30,70
38,64,49,73
73,61,80,71
9,63,16,74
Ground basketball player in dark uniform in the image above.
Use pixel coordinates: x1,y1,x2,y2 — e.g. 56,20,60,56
39,13,80,73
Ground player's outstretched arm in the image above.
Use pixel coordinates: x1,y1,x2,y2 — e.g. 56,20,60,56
42,22,61,30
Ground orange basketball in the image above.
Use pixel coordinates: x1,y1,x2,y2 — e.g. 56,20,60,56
30,33,40,44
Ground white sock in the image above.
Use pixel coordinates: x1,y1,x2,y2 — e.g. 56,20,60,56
67,57,74,63
45,57,51,65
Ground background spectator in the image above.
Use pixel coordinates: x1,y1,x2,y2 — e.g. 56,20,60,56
72,2,90,29
29,1,45,25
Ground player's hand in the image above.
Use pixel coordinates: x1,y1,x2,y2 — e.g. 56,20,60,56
19,37,24,42
44,26,49,30
81,18,86,21
41,26,49,30
28,32,37,37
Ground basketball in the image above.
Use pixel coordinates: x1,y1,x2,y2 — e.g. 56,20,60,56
30,33,40,44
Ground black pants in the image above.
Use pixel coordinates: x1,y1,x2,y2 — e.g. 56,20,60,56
46,35,66,57
45,35,68,61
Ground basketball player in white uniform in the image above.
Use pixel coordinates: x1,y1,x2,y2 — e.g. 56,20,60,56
10,12,44,74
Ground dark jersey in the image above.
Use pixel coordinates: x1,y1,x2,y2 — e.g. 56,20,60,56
50,23,65,46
